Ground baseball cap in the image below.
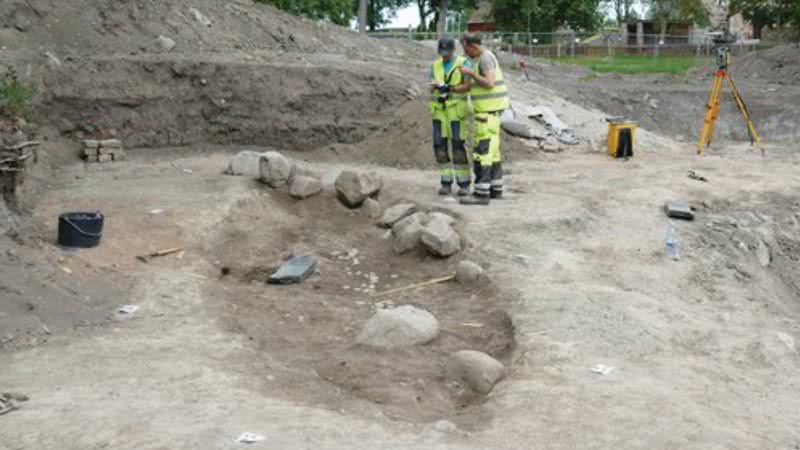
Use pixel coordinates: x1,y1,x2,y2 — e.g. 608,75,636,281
437,38,456,56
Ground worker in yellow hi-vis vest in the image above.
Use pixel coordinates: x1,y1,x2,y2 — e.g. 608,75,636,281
458,33,510,205
429,38,472,196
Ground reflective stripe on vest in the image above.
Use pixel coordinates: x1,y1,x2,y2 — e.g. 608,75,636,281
430,56,466,111
470,51,510,113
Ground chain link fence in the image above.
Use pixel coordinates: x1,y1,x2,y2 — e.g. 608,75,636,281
368,30,767,59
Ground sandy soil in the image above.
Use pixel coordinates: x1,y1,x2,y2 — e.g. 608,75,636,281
2,73,800,448
2,3,800,448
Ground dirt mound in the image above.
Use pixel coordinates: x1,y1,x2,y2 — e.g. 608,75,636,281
734,44,800,86
332,98,546,171
0,0,422,57
1,0,429,151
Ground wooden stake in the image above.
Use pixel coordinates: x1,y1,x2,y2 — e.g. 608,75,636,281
136,247,184,263
372,274,456,297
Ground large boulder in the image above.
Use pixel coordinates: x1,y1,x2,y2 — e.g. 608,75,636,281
456,260,486,286
445,350,505,394
335,170,382,208
421,218,461,257
357,305,440,349
226,150,264,176
378,203,417,228
392,213,425,254
259,151,293,187
289,175,322,199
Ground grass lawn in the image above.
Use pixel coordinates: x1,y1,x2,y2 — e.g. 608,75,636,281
553,54,705,75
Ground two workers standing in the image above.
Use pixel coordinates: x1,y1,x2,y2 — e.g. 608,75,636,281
429,34,509,205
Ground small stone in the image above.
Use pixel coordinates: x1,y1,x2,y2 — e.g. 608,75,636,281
420,219,461,257
98,154,112,163
456,260,485,286
334,170,382,208
433,420,458,433
756,240,771,267
362,198,382,220
154,35,176,52
14,13,32,32
258,151,293,187
189,7,212,26
83,140,100,149
289,175,323,199
445,350,505,394
392,213,425,254
378,203,417,228
356,305,440,349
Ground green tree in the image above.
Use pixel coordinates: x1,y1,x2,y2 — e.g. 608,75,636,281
255,0,354,26
604,0,636,25
647,0,709,40
414,0,477,32
729,0,796,38
493,0,603,32
362,0,411,30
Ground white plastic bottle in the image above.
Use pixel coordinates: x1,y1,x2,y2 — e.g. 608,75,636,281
665,222,680,260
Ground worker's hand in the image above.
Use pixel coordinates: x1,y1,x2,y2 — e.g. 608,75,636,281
459,67,474,77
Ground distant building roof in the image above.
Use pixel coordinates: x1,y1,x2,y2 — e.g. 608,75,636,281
468,0,493,25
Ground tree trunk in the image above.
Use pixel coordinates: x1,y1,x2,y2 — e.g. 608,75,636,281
357,0,368,33
417,0,427,31
752,19,764,39
660,16,667,42
437,0,448,36
368,0,377,31
615,0,624,26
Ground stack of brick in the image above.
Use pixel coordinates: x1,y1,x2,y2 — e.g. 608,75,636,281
83,139,125,162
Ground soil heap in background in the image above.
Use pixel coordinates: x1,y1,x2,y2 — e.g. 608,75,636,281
0,0,429,150
734,44,800,86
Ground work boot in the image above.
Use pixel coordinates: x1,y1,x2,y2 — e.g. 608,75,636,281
459,194,490,205
457,186,471,197
490,190,503,199
438,185,452,196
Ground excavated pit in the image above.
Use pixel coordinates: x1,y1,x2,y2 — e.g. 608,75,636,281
203,189,517,429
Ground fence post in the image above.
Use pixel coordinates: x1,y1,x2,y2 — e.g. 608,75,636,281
557,43,561,58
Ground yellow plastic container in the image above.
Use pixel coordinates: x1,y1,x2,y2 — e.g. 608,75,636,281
607,120,637,158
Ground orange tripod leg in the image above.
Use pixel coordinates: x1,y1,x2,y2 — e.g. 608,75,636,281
697,72,723,155
727,75,765,155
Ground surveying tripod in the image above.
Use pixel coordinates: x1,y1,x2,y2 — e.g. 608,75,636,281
697,47,765,155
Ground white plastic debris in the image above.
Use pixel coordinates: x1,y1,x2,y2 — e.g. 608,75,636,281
591,364,615,375
118,305,140,314
235,432,266,444
148,209,164,215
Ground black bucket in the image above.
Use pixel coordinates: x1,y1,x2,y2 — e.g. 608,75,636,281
58,211,104,248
